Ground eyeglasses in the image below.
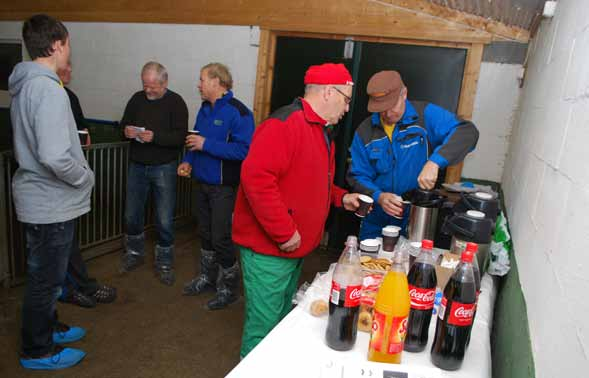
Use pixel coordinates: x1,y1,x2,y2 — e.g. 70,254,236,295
332,86,352,105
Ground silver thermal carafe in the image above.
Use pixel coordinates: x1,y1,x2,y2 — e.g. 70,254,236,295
443,210,493,269
406,189,446,243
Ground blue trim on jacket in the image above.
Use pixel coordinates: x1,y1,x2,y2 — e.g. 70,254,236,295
348,100,463,238
183,91,254,185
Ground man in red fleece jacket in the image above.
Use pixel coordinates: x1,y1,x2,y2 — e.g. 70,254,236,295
232,63,364,358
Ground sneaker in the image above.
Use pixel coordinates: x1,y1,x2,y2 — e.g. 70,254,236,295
20,346,86,370
60,290,96,308
53,322,86,344
120,252,144,272
93,284,117,304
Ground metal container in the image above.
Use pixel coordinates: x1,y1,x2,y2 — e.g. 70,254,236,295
444,210,493,269
408,205,439,242
405,189,446,243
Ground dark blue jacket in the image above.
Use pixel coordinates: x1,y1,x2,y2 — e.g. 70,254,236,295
183,91,254,186
347,100,478,238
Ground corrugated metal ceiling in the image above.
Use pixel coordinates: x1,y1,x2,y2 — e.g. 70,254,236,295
428,0,546,30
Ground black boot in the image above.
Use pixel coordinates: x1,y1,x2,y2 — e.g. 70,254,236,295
182,249,217,295
120,233,145,272
155,245,175,286
207,262,240,310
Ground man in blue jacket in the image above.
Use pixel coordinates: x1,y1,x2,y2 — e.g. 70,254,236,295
178,62,254,310
347,70,479,240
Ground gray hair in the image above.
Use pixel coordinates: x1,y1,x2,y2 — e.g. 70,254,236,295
304,84,325,95
141,61,168,83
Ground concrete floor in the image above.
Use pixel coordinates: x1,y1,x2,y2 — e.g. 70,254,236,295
0,225,334,378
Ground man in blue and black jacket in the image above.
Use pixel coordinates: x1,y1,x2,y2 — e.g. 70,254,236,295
347,70,479,240
178,62,254,310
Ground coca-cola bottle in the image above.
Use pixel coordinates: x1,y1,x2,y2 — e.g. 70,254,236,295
404,239,437,352
325,236,363,351
430,242,477,371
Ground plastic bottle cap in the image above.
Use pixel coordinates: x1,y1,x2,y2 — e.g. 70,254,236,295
345,235,358,246
466,210,486,219
461,249,475,263
474,192,493,200
465,242,478,253
410,241,422,248
421,239,433,249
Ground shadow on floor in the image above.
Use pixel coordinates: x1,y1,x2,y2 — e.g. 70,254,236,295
0,224,336,378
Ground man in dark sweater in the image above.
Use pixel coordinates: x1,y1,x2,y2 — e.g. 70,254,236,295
60,61,90,143
120,61,188,285
56,61,117,308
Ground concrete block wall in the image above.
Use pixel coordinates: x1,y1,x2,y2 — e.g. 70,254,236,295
0,22,260,128
502,0,589,376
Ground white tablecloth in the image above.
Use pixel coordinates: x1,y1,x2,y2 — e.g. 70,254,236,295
227,275,496,378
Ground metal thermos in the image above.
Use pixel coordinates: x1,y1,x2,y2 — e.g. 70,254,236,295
444,210,493,269
406,189,445,243
408,205,439,242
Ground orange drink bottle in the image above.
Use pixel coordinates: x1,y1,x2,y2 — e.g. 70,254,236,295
367,250,410,364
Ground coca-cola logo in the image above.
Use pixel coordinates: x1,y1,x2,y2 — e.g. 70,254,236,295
409,288,435,303
454,306,475,318
349,288,362,300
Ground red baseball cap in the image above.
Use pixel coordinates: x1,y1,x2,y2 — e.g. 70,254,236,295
304,63,354,86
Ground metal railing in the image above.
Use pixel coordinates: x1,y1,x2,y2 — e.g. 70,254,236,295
0,142,195,287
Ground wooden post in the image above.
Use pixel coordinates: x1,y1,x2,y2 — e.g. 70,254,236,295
445,42,484,184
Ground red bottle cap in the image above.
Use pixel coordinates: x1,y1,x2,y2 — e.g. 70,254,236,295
461,249,475,263
421,239,433,249
465,242,478,253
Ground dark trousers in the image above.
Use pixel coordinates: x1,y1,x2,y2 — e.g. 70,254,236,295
195,183,237,268
22,219,77,357
61,232,98,297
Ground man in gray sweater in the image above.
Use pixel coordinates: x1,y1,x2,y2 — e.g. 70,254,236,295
9,14,94,370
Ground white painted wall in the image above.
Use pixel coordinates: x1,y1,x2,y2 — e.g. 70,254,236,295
463,62,522,182
0,22,260,128
502,1,589,376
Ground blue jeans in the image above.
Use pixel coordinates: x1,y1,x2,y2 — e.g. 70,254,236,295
125,161,177,262
22,219,77,357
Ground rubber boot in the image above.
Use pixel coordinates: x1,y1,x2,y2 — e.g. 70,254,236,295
155,244,175,286
182,249,217,295
120,233,145,272
207,262,240,310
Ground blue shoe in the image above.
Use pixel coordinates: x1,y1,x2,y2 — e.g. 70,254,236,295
20,347,86,370
53,323,86,344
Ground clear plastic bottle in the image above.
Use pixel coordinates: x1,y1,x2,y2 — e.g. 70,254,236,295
325,236,363,351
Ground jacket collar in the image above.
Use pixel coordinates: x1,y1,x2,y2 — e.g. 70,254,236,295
371,99,419,127
202,90,234,113
298,97,328,126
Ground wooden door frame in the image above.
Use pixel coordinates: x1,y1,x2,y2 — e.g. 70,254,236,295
253,29,483,183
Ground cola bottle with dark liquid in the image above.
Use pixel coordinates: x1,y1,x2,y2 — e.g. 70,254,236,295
325,236,362,351
404,239,437,352
430,242,477,371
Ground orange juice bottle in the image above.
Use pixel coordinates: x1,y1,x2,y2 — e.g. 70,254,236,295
367,250,410,364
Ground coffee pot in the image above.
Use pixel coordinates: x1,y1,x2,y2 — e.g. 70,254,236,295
404,189,446,243
443,210,493,269
453,191,500,226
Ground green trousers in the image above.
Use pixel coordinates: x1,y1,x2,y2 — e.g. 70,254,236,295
239,246,303,358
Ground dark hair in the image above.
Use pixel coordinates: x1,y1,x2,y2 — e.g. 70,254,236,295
22,14,69,60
